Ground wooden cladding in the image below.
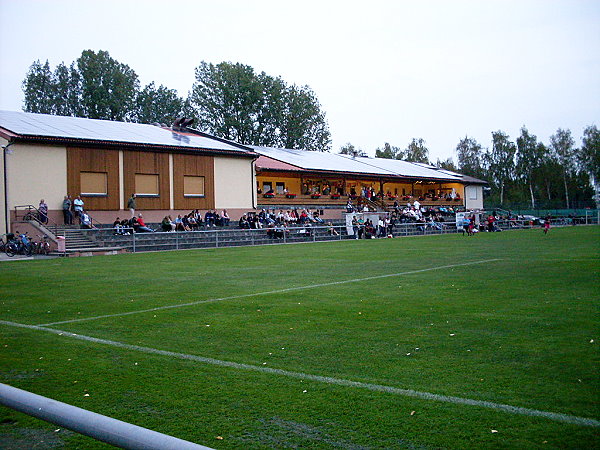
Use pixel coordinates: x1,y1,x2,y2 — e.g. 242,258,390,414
68,148,216,211
67,147,119,210
173,153,214,210
123,151,169,210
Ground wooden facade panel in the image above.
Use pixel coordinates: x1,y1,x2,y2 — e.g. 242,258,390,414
123,151,170,210
67,147,119,210
173,153,214,210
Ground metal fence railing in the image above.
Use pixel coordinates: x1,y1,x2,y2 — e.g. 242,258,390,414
0,383,210,449
54,216,600,254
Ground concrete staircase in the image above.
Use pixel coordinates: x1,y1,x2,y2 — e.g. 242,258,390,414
52,225,125,256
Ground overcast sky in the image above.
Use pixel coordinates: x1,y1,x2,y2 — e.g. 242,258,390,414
0,0,598,162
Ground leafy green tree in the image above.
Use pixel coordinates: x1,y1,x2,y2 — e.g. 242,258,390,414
516,126,546,208
456,136,486,179
338,142,362,157
403,138,430,163
76,50,139,121
375,142,401,159
189,61,330,150
435,158,458,171
53,62,82,116
549,128,576,208
280,84,330,151
486,131,516,205
579,125,600,180
579,125,600,206
22,60,55,114
135,82,184,125
253,73,287,147
190,62,263,143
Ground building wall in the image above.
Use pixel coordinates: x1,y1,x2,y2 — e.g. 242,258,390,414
256,174,302,195
214,156,254,209
464,185,484,210
123,150,170,210
6,142,67,220
0,137,7,235
67,147,120,210
172,153,215,210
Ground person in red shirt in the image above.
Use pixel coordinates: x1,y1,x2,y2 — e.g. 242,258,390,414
136,214,154,233
543,216,551,234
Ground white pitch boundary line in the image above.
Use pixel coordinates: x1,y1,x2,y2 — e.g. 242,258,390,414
38,259,501,327
1,319,598,429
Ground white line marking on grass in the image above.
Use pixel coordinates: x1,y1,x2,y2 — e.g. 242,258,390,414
37,259,501,327
1,319,598,429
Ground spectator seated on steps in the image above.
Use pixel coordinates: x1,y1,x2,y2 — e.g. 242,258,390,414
80,211,95,229
135,214,154,233
161,216,175,232
113,217,126,235
238,214,250,229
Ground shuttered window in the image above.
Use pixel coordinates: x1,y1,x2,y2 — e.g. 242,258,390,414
183,176,205,197
80,172,107,196
135,174,159,197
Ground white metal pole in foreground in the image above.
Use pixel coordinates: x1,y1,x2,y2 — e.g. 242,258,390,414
0,383,213,450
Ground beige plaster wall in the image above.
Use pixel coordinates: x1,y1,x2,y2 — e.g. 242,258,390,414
214,156,254,209
6,143,67,214
0,137,7,235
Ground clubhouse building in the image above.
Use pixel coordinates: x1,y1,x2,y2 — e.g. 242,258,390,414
0,111,485,235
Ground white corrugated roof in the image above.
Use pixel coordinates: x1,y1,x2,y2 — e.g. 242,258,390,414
0,110,250,153
252,146,398,175
347,156,462,180
253,146,462,180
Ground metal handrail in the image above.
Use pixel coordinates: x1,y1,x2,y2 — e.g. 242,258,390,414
0,383,211,449
13,204,62,237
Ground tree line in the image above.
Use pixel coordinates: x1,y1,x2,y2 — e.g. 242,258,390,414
21,50,598,208
22,50,331,151
342,126,599,209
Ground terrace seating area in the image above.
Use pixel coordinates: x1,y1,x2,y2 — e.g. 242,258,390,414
87,221,351,252
258,193,348,207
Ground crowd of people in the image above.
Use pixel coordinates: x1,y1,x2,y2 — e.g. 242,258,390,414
238,208,325,229
112,209,232,234
56,194,96,229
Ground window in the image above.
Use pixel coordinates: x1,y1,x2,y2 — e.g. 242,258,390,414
135,174,159,197
262,182,272,193
183,176,205,197
276,182,285,194
80,172,107,196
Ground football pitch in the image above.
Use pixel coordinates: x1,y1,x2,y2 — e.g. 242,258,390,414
0,226,598,449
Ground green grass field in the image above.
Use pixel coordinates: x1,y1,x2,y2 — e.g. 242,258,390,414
1,226,599,449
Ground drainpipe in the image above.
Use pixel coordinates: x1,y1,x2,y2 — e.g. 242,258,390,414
2,140,13,234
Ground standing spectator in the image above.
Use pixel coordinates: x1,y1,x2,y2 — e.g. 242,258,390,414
127,194,136,218
38,199,48,224
351,216,359,239
543,216,551,234
377,217,385,237
73,195,84,219
62,195,73,225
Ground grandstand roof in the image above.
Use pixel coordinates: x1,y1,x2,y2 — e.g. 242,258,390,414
252,146,486,183
0,110,255,157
